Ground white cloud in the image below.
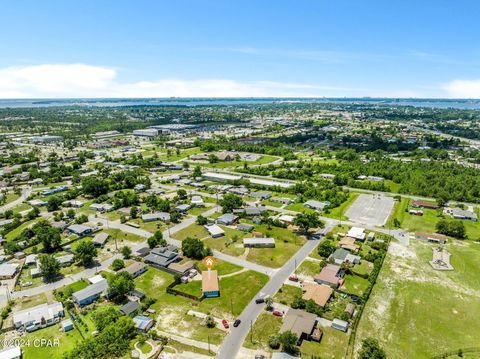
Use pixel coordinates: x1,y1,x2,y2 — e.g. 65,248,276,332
0,63,368,98
0,63,444,98
443,79,480,98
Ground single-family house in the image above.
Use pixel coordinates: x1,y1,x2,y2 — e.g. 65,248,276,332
217,213,238,225
133,315,154,332
205,224,225,238
142,212,171,222
67,224,93,236
0,263,20,279
330,248,360,265
250,191,272,200
92,232,109,247
314,264,343,288
280,309,317,345
122,262,147,278
444,207,477,221
278,214,295,224
175,204,191,213
347,227,366,241
72,278,108,306
144,246,180,268
304,200,328,211
202,270,220,297
415,231,448,244
411,200,438,209
243,237,275,248
13,301,64,331
302,283,333,307
191,196,205,207
237,223,254,232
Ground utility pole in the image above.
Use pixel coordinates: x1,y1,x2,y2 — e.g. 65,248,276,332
250,320,253,343
208,336,210,353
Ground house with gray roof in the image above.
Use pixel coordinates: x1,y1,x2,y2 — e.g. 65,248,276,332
217,213,238,225
144,246,180,268
72,278,108,306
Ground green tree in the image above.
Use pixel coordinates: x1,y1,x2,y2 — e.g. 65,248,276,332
358,337,386,359
46,195,63,212
81,176,109,197
130,206,138,219
73,240,98,267
317,239,336,258
196,215,208,225
111,259,125,271
278,330,299,355
294,212,324,234
38,254,61,282
219,193,244,213
148,230,166,248
108,271,134,298
121,245,132,259
91,306,120,331
192,165,202,178
177,189,187,200
181,237,211,259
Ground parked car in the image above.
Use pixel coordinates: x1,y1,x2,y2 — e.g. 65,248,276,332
222,319,229,329
272,310,283,317
289,274,298,282
233,319,241,327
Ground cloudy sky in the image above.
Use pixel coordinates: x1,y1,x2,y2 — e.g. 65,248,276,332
1,0,480,98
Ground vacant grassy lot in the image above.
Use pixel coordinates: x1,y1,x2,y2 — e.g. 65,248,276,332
355,240,480,358
300,327,349,359
273,284,302,305
175,222,305,268
323,192,359,221
134,266,268,345
243,312,283,351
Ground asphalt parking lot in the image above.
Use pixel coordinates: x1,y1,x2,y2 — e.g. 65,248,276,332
345,194,395,226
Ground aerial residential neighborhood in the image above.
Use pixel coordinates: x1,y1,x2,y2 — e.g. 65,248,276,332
1,1,480,359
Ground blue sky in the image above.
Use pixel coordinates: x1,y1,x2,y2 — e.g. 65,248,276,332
1,0,480,98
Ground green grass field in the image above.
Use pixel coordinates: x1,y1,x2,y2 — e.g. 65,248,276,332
134,266,268,344
355,240,480,358
323,192,359,221
243,313,283,351
300,327,349,359
273,284,302,305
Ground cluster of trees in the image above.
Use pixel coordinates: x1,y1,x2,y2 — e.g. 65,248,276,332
243,155,480,202
293,212,324,234
5,220,61,254
436,219,466,239
63,316,136,359
219,193,244,213
181,237,212,259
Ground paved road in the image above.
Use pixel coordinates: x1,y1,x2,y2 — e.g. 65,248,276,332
216,223,335,359
0,187,31,214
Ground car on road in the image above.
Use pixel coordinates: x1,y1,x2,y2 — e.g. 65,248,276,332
233,319,241,327
222,319,229,329
255,355,267,359
255,297,265,304
272,310,284,317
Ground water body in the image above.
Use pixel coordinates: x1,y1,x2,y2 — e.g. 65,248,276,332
1,98,480,109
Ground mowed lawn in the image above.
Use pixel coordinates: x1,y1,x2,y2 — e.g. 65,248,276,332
395,199,480,240
355,240,480,358
174,222,306,268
